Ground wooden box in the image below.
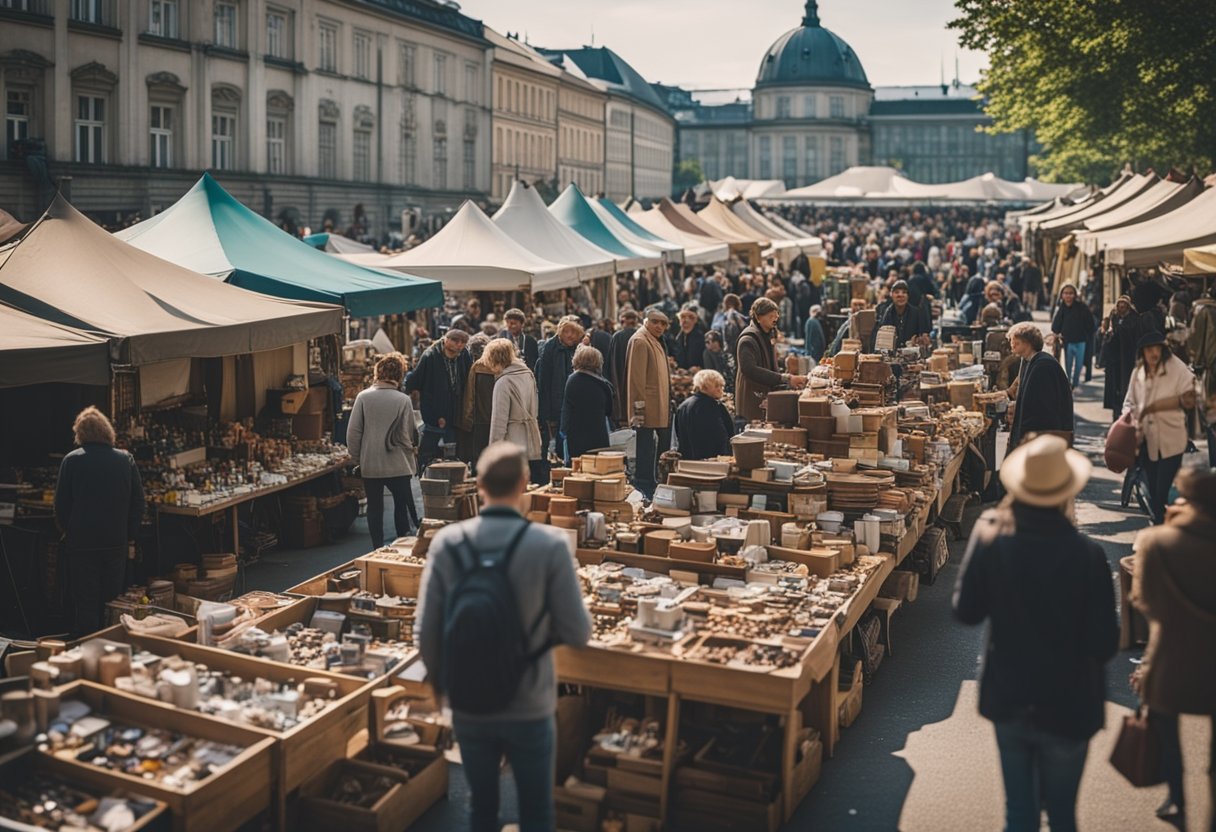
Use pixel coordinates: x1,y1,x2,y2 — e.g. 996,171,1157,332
765,544,840,577
764,391,802,426
554,784,604,832
768,427,807,448
739,509,796,544
668,540,717,563
606,765,663,799
798,396,831,418
40,682,275,832
594,478,629,502
800,415,836,440
299,759,414,832
549,496,579,517
881,569,919,602
563,475,597,501
642,529,678,556
583,452,626,475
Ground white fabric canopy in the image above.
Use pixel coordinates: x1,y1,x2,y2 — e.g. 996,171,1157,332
709,176,787,201
1075,178,1205,254
1099,186,1216,267
781,166,1084,203
492,181,616,280
730,200,821,252
624,208,730,265
1038,174,1158,232
373,201,580,292
586,199,683,264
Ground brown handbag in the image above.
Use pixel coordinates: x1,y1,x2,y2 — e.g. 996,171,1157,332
1109,706,1163,787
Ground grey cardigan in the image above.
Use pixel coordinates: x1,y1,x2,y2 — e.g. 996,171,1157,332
416,506,592,722
347,383,418,478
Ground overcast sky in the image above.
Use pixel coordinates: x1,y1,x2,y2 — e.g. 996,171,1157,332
457,0,989,92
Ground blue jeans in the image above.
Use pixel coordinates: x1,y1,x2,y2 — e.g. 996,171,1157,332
994,716,1089,832
453,715,555,832
1064,341,1086,388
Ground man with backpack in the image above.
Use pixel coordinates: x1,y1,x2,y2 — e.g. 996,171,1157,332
416,441,591,832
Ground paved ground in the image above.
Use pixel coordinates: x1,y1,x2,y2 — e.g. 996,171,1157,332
246,362,1212,832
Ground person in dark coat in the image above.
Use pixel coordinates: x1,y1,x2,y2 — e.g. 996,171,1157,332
872,280,931,350
954,435,1117,832
674,370,735,460
1006,321,1074,449
960,273,987,324
698,273,723,323
587,323,612,369
668,307,706,370
1099,295,1142,419
55,407,145,636
559,345,614,462
535,318,584,455
606,308,639,427
701,330,734,393
908,261,938,309
736,298,807,423
405,329,472,472
1051,283,1096,390
1021,262,1043,310
495,308,539,370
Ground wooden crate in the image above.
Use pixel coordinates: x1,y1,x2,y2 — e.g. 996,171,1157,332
369,686,448,752
40,682,275,832
298,759,414,832
76,630,377,827
351,745,450,830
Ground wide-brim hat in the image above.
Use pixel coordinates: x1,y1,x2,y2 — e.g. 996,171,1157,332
1000,434,1091,506
1136,330,1167,356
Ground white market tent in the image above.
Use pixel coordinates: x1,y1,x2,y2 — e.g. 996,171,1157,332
1037,173,1159,233
549,184,664,272
1099,186,1216,268
586,198,684,265
730,199,822,252
624,207,731,266
491,181,616,281
779,165,1084,202
1075,177,1205,254
1182,243,1216,274
371,201,580,292
708,176,787,201
782,166,906,199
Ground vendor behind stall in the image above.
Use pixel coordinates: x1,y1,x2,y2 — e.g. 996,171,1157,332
872,280,931,351
54,407,145,636
675,370,735,460
736,297,807,423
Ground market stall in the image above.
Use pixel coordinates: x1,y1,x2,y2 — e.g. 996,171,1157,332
549,184,665,273
623,204,732,266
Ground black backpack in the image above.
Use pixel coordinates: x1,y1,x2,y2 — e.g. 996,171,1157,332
440,521,550,714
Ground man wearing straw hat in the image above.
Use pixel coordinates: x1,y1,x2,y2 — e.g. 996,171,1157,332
954,435,1119,832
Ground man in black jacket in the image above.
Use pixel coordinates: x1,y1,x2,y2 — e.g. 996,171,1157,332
668,307,705,370
873,281,931,351
954,435,1117,832
55,407,145,635
496,308,538,370
606,308,639,426
536,318,584,456
1006,322,1074,449
674,370,735,460
405,329,472,473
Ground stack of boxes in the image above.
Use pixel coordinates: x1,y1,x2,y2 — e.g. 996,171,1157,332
419,462,478,522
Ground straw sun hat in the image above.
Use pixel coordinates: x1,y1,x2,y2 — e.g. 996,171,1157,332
1000,434,1091,506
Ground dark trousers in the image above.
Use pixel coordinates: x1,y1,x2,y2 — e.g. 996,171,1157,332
994,716,1089,832
453,715,555,832
363,475,418,548
418,425,456,475
67,546,127,636
634,425,671,499
1142,448,1183,525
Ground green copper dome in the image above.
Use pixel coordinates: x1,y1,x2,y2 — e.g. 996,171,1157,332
756,1,870,90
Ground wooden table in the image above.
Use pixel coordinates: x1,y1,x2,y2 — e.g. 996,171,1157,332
154,458,349,562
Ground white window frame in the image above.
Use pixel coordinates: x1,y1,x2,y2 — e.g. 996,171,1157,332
266,8,290,59
433,135,447,188
353,31,372,80
318,22,338,73
148,0,179,38
6,89,31,150
74,94,105,164
318,120,337,178
70,0,102,24
352,127,371,181
211,111,236,170
214,1,238,49
399,42,416,88
829,95,844,119
266,115,287,174
150,104,173,168
433,53,447,96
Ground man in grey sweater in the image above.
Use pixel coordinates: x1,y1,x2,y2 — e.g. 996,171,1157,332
417,442,591,832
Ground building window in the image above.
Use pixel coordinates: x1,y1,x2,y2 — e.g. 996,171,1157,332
433,136,447,188
266,9,290,59
758,135,771,179
318,120,337,178
803,95,817,118
829,95,844,119
150,104,173,168
463,137,475,189
74,94,105,163
318,22,338,73
214,2,238,48
776,96,790,119
400,130,416,184
464,63,478,104
266,116,286,173
70,0,103,24
399,42,415,87
829,136,844,174
211,112,235,169
353,127,371,181
433,53,447,95
148,0,179,38
6,90,30,152
804,135,819,180
782,135,796,183
353,32,372,80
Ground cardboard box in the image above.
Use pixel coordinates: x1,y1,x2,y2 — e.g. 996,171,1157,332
554,785,604,832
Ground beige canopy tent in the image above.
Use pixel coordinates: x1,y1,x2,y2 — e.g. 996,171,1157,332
368,201,581,292
624,207,730,266
653,200,760,263
697,198,771,248
1183,243,1216,274
1103,185,1216,268
0,301,111,388
1076,177,1205,254
0,195,342,366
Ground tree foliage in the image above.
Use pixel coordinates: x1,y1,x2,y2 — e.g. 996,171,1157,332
672,158,705,194
951,0,1216,183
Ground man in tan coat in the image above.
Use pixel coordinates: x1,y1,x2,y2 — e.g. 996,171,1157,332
626,308,672,498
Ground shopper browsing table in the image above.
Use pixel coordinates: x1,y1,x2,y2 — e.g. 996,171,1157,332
626,308,673,499
1122,331,1197,525
347,353,420,548
54,407,145,636
484,340,544,480
674,370,735,460
405,328,472,474
954,435,1118,832
417,443,591,832
736,297,807,423
560,344,614,463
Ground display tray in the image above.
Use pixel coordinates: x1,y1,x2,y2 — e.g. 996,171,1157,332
73,631,376,813
286,552,425,600
0,747,169,832
38,681,275,832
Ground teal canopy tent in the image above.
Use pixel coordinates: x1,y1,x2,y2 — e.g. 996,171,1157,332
118,174,442,317
549,184,663,272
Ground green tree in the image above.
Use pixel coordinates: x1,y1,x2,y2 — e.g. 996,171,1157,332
672,158,705,195
951,0,1216,183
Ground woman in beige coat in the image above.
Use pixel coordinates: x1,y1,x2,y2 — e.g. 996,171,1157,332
1132,464,1216,827
485,340,543,477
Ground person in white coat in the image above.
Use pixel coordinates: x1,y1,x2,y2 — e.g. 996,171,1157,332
484,340,544,480
1123,331,1197,524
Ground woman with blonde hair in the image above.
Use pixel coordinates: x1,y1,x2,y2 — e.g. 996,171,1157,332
348,352,419,546
55,406,145,635
485,339,544,481
458,336,500,468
